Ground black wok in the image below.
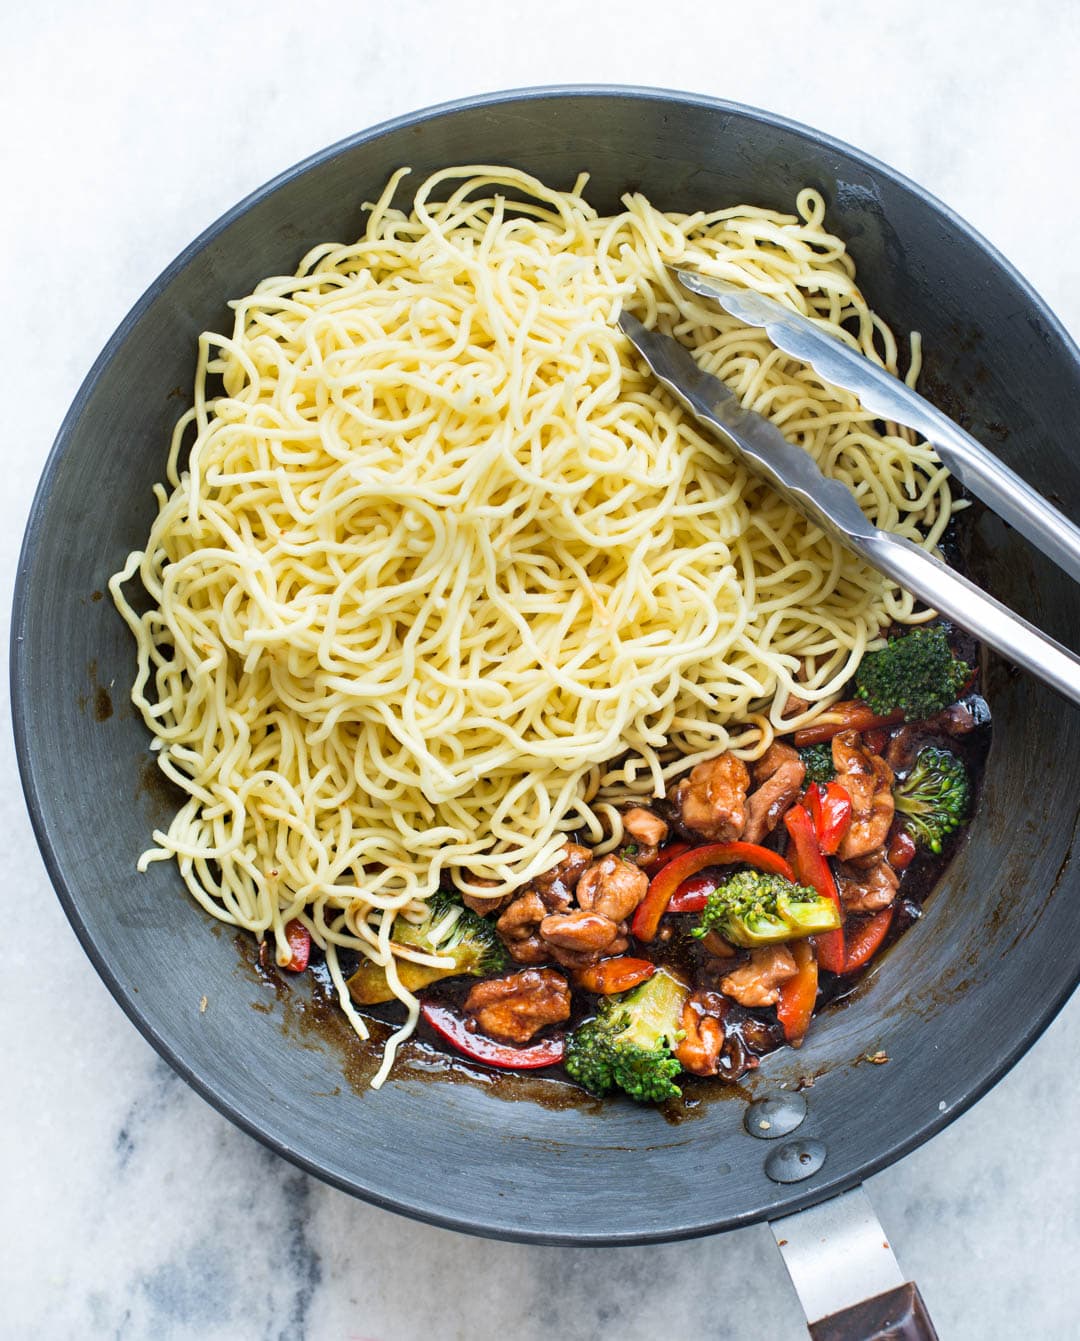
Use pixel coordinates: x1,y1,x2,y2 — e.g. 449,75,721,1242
13,88,1080,1265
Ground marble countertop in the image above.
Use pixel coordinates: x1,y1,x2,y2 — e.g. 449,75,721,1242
5,2,1079,1337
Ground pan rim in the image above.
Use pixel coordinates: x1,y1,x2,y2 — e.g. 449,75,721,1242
12,82,1080,1245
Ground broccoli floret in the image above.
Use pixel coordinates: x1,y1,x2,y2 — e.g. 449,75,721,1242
565,967,689,1103
799,742,835,785
855,626,971,721
691,870,841,948
347,891,509,1005
894,746,970,854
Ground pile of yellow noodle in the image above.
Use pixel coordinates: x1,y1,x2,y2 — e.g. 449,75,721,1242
111,166,953,1084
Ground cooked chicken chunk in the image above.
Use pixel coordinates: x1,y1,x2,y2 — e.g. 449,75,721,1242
832,730,895,860
743,742,806,844
575,854,648,924
674,989,727,1076
532,842,592,913
622,807,669,848
459,877,513,916
495,890,549,964
675,753,750,842
835,857,899,914
463,968,571,1045
719,946,799,1007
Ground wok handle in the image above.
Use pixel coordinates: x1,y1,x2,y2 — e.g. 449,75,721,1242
807,1281,938,1340
770,1184,938,1341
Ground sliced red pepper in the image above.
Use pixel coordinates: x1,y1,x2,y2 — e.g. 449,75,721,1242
887,825,917,871
419,1001,566,1069
783,804,845,973
282,919,311,972
793,702,904,747
840,905,896,973
667,871,718,914
804,781,852,856
776,940,818,1045
631,841,796,942
574,956,656,994
639,841,692,877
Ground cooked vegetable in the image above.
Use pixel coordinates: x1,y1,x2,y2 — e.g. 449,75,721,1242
282,919,311,972
887,825,917,871
783,804,846,973
854,626,972,722
799,742,836,785
632,840,796,942
667,871,717,914
841,906,896,973
419,1001,566,1068
574,957,656,994
565,967,689,1103
805,781,853,855
893,746,970,854
691,870,841,948
793,701,904,747
347,893,509,1004
776,941,818,1044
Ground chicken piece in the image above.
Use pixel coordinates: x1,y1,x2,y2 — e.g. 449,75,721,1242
459,877,513,917
463,968,571,1045
832,730,896,860
532,842,592,913
575,854,649,924
719,945,798,1008
782,691,812,720
674,990,727,1077
743,743,806,844
622,807,669,848
538,910,619,954
674,753,750,842
835,857,899,914
495,891,549,964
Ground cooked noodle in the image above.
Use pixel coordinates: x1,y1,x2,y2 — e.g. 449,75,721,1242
110,166,955,1084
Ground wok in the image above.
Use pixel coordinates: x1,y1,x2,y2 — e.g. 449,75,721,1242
13,86,1080,1327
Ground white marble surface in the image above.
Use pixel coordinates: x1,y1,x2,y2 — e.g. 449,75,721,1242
5,2,1080,1337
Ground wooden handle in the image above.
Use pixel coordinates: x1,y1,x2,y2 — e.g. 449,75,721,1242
808,1281,938,1341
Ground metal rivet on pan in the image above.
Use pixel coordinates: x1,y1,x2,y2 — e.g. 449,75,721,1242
764,1138,827,1184
744,1091,808,1140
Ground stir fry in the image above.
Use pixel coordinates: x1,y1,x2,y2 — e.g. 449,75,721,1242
283,626,988,1103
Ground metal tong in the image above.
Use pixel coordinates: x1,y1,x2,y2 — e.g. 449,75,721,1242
618,274,1080,709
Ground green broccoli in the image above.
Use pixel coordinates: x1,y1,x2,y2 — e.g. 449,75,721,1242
691,870,841,948
799,742,835,785
565,967,689,1103
894,746,970,854
854,626,971,721
347,891,508,1005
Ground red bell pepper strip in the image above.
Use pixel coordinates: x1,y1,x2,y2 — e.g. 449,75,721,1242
840,906,896,973
887,825,917,871
631,842,797,942
783,804,845,973
793,702,904,747
282,919,311,972
804,781,853,856
639,841,692,877
419,1001,566,1069
667,871,717,915
776,940,818,1045
574,956,656,994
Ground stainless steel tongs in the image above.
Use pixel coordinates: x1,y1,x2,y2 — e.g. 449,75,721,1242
618,273,1080,709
